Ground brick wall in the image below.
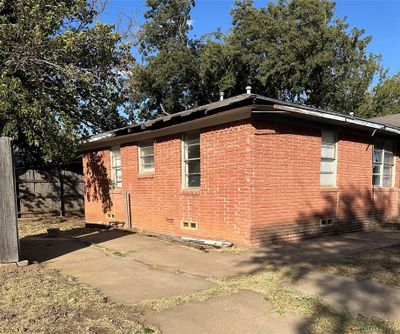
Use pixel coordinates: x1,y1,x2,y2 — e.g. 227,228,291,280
83,117,400,247
83,120,254,246
250,118,400,246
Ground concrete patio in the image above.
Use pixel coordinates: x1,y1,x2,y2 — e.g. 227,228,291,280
20,228,400,331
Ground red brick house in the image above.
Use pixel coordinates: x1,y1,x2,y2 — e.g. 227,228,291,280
81,93,400,247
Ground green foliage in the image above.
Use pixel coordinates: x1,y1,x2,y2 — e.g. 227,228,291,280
139,0,195,54
130,0,383,118
0,0,392,162
356,73,400,118
130,0,199,120
226,0,381,114
130,43,200,120
0,0,133,163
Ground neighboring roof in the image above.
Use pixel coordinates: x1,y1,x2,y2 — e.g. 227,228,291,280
81,93,400,151
369,114,400,128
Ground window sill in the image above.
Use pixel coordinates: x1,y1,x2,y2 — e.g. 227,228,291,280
181,188,201,195
138,173,155,179
372,186,397,192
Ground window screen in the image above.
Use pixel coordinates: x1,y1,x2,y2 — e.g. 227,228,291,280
183,132,200,188
320,131,337,186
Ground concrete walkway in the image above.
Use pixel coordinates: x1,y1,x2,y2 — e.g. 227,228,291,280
293,269,400,323
22,237,213,304
145,290,305,334
21,229,400,331
24,228,400,278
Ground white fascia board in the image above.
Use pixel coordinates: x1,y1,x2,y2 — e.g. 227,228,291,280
253,104,400,136
82,131,115,144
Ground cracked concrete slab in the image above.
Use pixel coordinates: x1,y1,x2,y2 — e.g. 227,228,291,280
75,231,262,279
21,229,400,308
144,290,305,334
293,270,400,323
73,229,400,278
22,238,213,304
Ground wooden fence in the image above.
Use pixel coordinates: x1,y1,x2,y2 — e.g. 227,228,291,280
16,161,84,218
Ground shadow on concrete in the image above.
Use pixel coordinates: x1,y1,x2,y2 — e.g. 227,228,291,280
232,231,400,333
20,228,133,263
235,182,400,333
294,270,400,333
20,224,400,332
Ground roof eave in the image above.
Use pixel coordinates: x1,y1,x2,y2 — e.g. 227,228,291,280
81,93,400,151
252,103,400,136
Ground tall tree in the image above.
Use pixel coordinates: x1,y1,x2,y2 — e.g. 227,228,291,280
130,0,199,120
357,73,400,118
130,0,383,118
138,0,195,54
215,0,381,113
0,0,133,163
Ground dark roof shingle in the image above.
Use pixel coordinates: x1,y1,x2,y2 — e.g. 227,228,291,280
370,114,400,128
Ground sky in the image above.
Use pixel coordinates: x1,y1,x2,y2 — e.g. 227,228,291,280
100,0,400,77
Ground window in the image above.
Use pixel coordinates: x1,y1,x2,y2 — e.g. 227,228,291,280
110,146,122,188
138,141,155,173
373,141,395,187
183,132,200,188
320,130,337,186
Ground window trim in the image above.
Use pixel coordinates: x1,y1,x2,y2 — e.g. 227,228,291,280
110,145,122,189
182,132,201,189
138,140,155,174
320,130,338,187
373,140,396,188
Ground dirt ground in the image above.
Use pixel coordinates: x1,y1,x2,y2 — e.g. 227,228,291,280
18,217,88,238
0,264,157,334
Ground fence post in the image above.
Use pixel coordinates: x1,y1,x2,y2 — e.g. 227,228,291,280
0,137,20,263
58,166,65,217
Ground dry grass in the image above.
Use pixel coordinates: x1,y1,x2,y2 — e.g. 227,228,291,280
313,245,400,288
18,217,87,239
0,264,157,334
138,267,400,334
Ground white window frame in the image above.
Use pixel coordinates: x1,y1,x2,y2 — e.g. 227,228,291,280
110,146,122,188
138,141,155,174
182,132,201,189
373,140,395,188
320,130,338,187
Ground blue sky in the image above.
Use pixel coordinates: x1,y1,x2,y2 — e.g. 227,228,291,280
100,0,400,76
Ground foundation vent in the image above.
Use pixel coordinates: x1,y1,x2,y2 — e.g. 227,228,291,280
182,221,197,229
320,218,335,227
